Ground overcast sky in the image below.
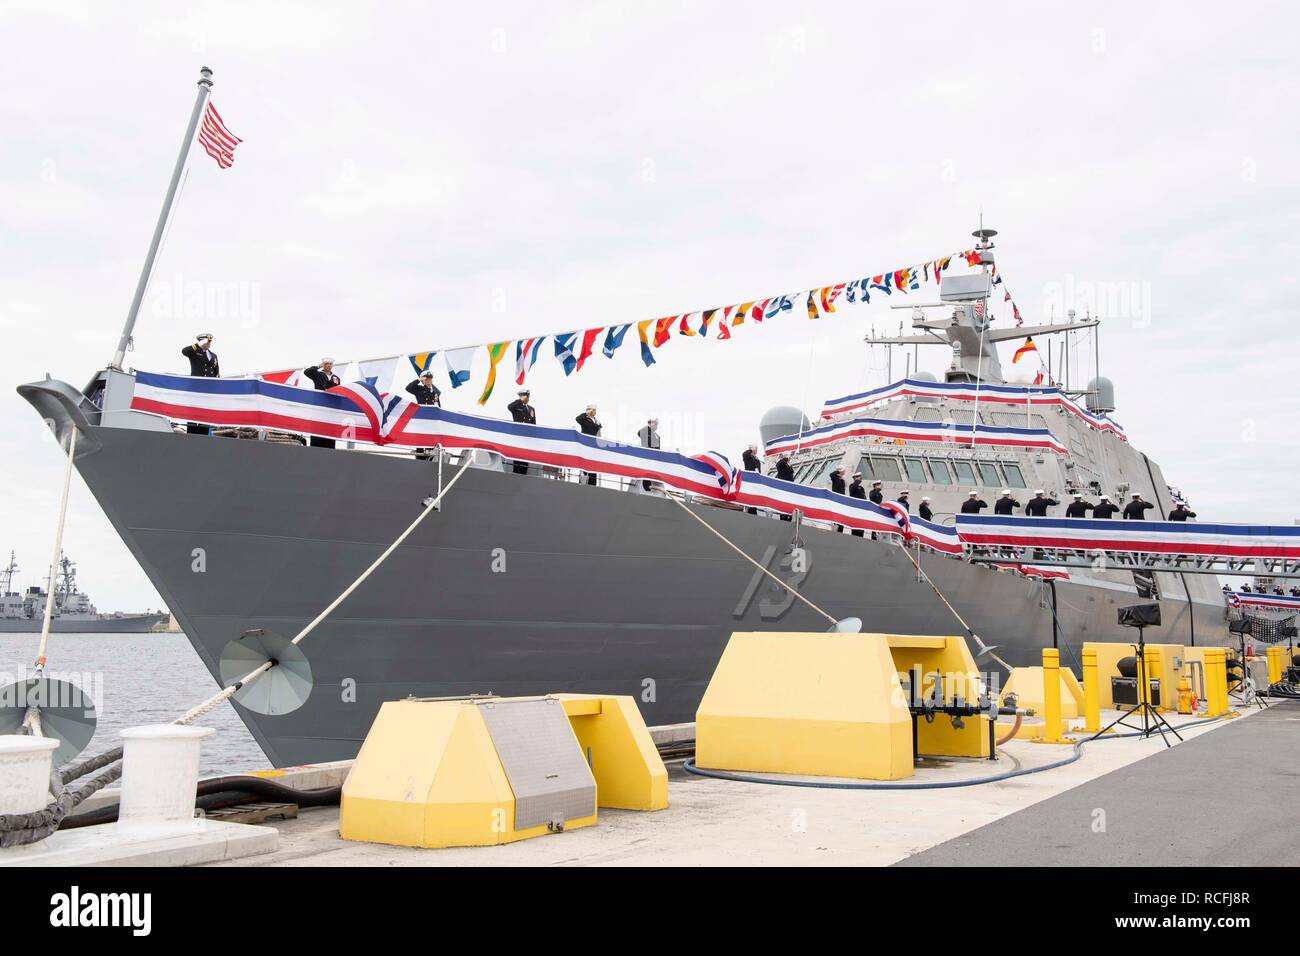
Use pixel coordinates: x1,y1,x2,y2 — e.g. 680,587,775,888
2,1,1297,610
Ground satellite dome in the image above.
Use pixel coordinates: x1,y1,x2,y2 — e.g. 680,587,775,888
911,370,940,402
1085,376,1115,413
759,406,811,446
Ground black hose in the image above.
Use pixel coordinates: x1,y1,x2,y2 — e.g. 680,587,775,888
683,713,1228,791
58,775,342,831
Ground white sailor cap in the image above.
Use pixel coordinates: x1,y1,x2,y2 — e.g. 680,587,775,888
1034,489,1045,495
899,489,910,495
517,388,530,395
1001,489,1011,496
968,490,979,496
1100,494,1111,500
852,472,862,478
1072,492,1083,498
921,496,931,502
420,370,434,378
196,331,213,340
586,404,597,411
321,357,335,364
1131,491,1141,497
872,479,882,486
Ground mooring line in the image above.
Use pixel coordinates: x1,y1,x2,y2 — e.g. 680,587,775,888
670,495,839,628
175,456,474,725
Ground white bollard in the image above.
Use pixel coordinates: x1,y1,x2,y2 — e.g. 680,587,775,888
0,735,59,816
117,725,214,834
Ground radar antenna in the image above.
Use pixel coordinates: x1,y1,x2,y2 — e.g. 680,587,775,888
868,223,1099,385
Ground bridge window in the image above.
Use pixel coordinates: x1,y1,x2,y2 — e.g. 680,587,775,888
902,458,927,484
868,455,902,482
1001,462,1027,488
952,460,977,485
977,462,1002,486
928,460,952,485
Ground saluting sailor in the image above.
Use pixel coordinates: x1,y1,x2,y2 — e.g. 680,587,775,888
1168,501,1197,521
848,472,867,536
960,491,988,514
919,496,934,521
303,358,342,448
575,404,602,485
993,490,1021,516
1064,492,1094,518
1123,492,1155,520
180,332,219,434
1025,489,1059,517
405,370,441,406
506,389,536,475
182,332,220,376
1092,495,1120,518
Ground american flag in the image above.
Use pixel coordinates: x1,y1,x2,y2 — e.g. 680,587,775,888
197,102,241,169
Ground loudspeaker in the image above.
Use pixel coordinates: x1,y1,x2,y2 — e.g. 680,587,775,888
1117,603,1161,628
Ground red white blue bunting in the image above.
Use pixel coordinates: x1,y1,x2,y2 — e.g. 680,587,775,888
1224,591,1300,611
822,377,1126,441
764,413,1069,457
956,514,1300,560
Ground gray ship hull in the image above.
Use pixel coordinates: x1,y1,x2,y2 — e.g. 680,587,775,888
61,423,1229,767
0,613,167,634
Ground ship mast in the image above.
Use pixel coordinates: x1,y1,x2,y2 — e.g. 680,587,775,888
869,222,1100,386
0,551,17,595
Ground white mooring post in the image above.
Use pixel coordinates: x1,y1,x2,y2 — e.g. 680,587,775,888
0,736,60,816
116,725,214,834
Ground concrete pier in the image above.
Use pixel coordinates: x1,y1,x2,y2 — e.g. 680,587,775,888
198,702,1294,867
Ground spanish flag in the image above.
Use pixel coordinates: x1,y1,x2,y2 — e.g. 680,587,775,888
1012,336,1037,364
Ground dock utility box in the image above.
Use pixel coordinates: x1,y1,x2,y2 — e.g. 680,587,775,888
695,632,992,782
340,694,666,849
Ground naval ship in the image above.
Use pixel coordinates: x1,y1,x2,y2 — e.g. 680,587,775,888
18,229,1230,766
0,551,167,633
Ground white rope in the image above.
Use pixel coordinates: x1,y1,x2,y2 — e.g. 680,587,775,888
175,455,474,725
896,539,1011,670
670,495,838,627
34,428,77,672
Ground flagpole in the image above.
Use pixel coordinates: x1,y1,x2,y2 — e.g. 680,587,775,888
109,66,214,370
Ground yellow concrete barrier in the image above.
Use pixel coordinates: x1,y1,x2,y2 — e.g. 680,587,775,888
1001,663,1084,720
557,694,668,812
696,632,913,780
340,693,665,849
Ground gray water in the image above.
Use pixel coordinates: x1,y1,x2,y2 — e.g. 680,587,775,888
0,632,266,775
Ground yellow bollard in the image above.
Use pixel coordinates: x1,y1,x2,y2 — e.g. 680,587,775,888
1080,647,1112,734
1199,649,1223,718
1031,648,1074,744
1199,649,1239,720
1266,647,1282,687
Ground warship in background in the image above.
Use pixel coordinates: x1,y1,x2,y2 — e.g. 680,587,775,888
0,551,167,633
